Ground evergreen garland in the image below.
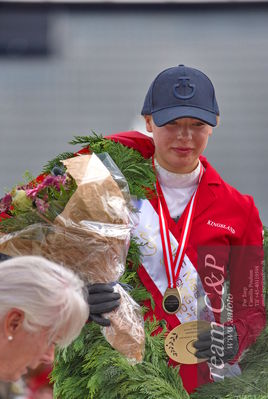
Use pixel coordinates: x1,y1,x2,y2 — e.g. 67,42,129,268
51,238,189,399
120,237,153,309
48,135,267,399
52,319,189,399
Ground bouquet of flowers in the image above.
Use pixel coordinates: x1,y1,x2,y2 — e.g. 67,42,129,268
0,152,145,363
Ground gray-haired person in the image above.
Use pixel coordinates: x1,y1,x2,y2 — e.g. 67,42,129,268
0,255,89,382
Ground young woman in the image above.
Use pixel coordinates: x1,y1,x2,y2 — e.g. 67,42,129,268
88,64,265,393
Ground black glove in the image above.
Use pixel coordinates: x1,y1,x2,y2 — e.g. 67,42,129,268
87,283,121,327
193,324,239,364
0,253,11,262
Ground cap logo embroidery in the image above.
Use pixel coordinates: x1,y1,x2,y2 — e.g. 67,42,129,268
173,77,196,100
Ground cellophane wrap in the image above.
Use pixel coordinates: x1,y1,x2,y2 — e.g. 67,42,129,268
0,153,145,363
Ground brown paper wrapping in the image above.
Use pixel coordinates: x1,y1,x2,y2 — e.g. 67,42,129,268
0,154,145,362
59,155,129,225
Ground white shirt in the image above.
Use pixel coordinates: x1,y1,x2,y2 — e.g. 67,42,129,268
155,160,201,221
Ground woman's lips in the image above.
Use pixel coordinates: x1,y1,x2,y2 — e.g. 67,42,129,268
171,147,193,153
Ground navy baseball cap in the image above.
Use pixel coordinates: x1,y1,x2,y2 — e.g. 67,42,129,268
141,64,219,127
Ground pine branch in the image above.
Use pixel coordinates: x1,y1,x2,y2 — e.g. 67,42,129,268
42,152,75,174
52,320,189,399
126,236,144,272
69,132,101,147
121,237,153,305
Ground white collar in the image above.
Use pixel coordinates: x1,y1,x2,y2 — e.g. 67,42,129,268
155,159,201,189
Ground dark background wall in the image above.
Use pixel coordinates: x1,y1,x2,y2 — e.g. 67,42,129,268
0,3,268,224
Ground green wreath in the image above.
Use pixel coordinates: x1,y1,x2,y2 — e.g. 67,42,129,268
48,135,268,399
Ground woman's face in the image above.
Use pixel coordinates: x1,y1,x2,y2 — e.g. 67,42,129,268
0,310,56,382
145,116,213,173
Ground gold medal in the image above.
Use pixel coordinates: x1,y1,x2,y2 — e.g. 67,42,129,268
162,287,182,314
164,320,210,364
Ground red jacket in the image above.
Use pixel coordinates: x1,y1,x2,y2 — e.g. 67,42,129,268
106,131,266,393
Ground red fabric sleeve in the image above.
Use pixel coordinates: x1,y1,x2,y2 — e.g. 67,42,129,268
26,365,52,398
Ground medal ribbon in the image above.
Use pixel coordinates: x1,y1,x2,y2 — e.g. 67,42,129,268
153,156,204,289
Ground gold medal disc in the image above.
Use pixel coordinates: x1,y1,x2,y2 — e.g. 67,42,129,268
164,320,211,364
162,287,182,314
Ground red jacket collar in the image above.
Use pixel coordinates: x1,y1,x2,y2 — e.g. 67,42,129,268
199,156,222,186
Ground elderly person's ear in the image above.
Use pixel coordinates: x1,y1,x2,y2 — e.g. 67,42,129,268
4,309,25,338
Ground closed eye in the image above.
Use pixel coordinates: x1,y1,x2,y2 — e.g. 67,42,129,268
166,120,177,126
192,121,205,127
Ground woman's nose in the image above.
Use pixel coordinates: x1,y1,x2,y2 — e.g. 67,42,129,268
175,126,193,140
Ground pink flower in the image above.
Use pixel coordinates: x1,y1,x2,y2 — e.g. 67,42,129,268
35,198,49,214
43,175,66,191
26,187,40,199
26,174,66,199
0,194,13,213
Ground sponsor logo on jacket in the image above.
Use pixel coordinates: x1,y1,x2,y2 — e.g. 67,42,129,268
207,220,236,235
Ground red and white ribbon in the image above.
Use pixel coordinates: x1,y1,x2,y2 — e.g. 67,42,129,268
153,156,204,290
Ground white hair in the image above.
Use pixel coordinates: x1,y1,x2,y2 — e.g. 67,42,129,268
0,256,89,348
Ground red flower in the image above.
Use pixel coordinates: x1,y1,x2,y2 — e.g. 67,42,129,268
36,173,48,184
0,212,11,222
